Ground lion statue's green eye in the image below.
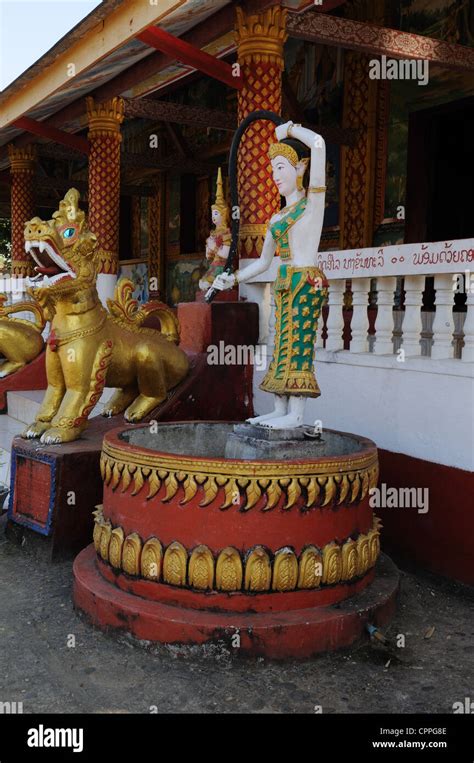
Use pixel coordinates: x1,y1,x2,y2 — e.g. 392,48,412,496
63,227,75,239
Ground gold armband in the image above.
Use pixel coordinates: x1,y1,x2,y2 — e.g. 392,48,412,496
233,270,240,285
308,186,327,193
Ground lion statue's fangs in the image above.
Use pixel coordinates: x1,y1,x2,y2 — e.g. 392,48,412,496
21,188,189,444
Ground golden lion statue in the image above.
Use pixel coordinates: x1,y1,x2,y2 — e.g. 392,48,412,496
0,294,45,377
21,188,189,444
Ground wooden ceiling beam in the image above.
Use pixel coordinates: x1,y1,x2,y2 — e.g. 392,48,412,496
286,9,474,71
0,3,236,163
12,117,89,154
137,26,242,90
122,97,235,131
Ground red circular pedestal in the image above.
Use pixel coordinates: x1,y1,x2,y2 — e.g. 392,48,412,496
74,546,399,658
73,422,399,658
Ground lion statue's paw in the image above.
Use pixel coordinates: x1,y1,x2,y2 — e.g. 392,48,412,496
40,427,83,444
21,422,50,439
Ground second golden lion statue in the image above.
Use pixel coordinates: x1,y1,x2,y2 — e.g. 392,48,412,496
21,188,189,444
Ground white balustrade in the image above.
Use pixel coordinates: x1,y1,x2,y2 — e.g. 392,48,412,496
401,275,424,356
431,273,455,359
325,279,345,351
461,287,474,362
240,239,474,363
349,277,370,353
373,276,396,355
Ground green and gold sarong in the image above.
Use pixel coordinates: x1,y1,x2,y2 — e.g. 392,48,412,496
260,197,328,398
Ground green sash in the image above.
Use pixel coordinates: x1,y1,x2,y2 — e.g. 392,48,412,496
269,197,307,260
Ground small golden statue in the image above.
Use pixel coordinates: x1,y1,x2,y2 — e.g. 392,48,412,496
199,168,231,292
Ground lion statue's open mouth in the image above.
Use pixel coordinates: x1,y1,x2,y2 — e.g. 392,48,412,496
25,239,76,287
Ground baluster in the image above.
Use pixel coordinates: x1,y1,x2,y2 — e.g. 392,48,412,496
431,274,454,359
461,286,474,362
401,275,424,356
373,276,396,354
350,277,370,353
325,279,345,351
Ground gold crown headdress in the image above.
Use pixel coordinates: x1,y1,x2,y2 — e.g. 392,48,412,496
268,141,299,167
211,167,229,227
53,188,85,229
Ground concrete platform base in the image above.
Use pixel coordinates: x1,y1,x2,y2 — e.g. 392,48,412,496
73,545,399,659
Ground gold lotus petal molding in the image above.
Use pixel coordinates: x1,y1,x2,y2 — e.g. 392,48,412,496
92,506,381,593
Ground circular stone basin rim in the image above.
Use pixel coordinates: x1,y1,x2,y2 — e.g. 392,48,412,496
105,421,377,467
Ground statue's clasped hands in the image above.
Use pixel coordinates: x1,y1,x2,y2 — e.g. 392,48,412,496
206,271,236,299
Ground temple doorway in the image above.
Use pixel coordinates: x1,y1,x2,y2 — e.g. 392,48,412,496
405,96,474,244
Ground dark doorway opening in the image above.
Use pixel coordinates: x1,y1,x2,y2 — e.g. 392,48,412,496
405,97,474,244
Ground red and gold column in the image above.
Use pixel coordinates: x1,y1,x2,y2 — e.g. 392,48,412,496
340,1,389,248
8,144,36,278
235,5,287,258
148,175,163,299
339,52,378,249
86,97,124,299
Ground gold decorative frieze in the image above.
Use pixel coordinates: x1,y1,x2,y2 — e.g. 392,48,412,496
92,507,381,593
100,444,378,512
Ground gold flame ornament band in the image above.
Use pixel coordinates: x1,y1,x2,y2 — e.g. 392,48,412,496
268,142,299,167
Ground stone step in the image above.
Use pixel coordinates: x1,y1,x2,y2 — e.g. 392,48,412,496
6,387,116,425
0,414,25,490
6,389,44,425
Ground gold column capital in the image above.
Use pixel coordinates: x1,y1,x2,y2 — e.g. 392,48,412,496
86,96,125,139
235,5,288,68
8,144,36,172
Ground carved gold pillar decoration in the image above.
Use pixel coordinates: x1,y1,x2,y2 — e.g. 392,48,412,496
8,144,36,278
86,97,124,275
235,5,287,258
148,175,163,299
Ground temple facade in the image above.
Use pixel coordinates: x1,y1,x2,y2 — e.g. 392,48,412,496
0,0,473,584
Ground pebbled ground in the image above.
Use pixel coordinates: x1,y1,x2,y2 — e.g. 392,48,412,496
0,517,472,715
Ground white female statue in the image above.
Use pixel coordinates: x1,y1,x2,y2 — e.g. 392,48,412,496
209,120,328,429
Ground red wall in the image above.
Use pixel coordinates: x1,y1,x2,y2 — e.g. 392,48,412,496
377,449,474,586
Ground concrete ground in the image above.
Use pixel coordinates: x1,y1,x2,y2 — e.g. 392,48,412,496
0,518,472,715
